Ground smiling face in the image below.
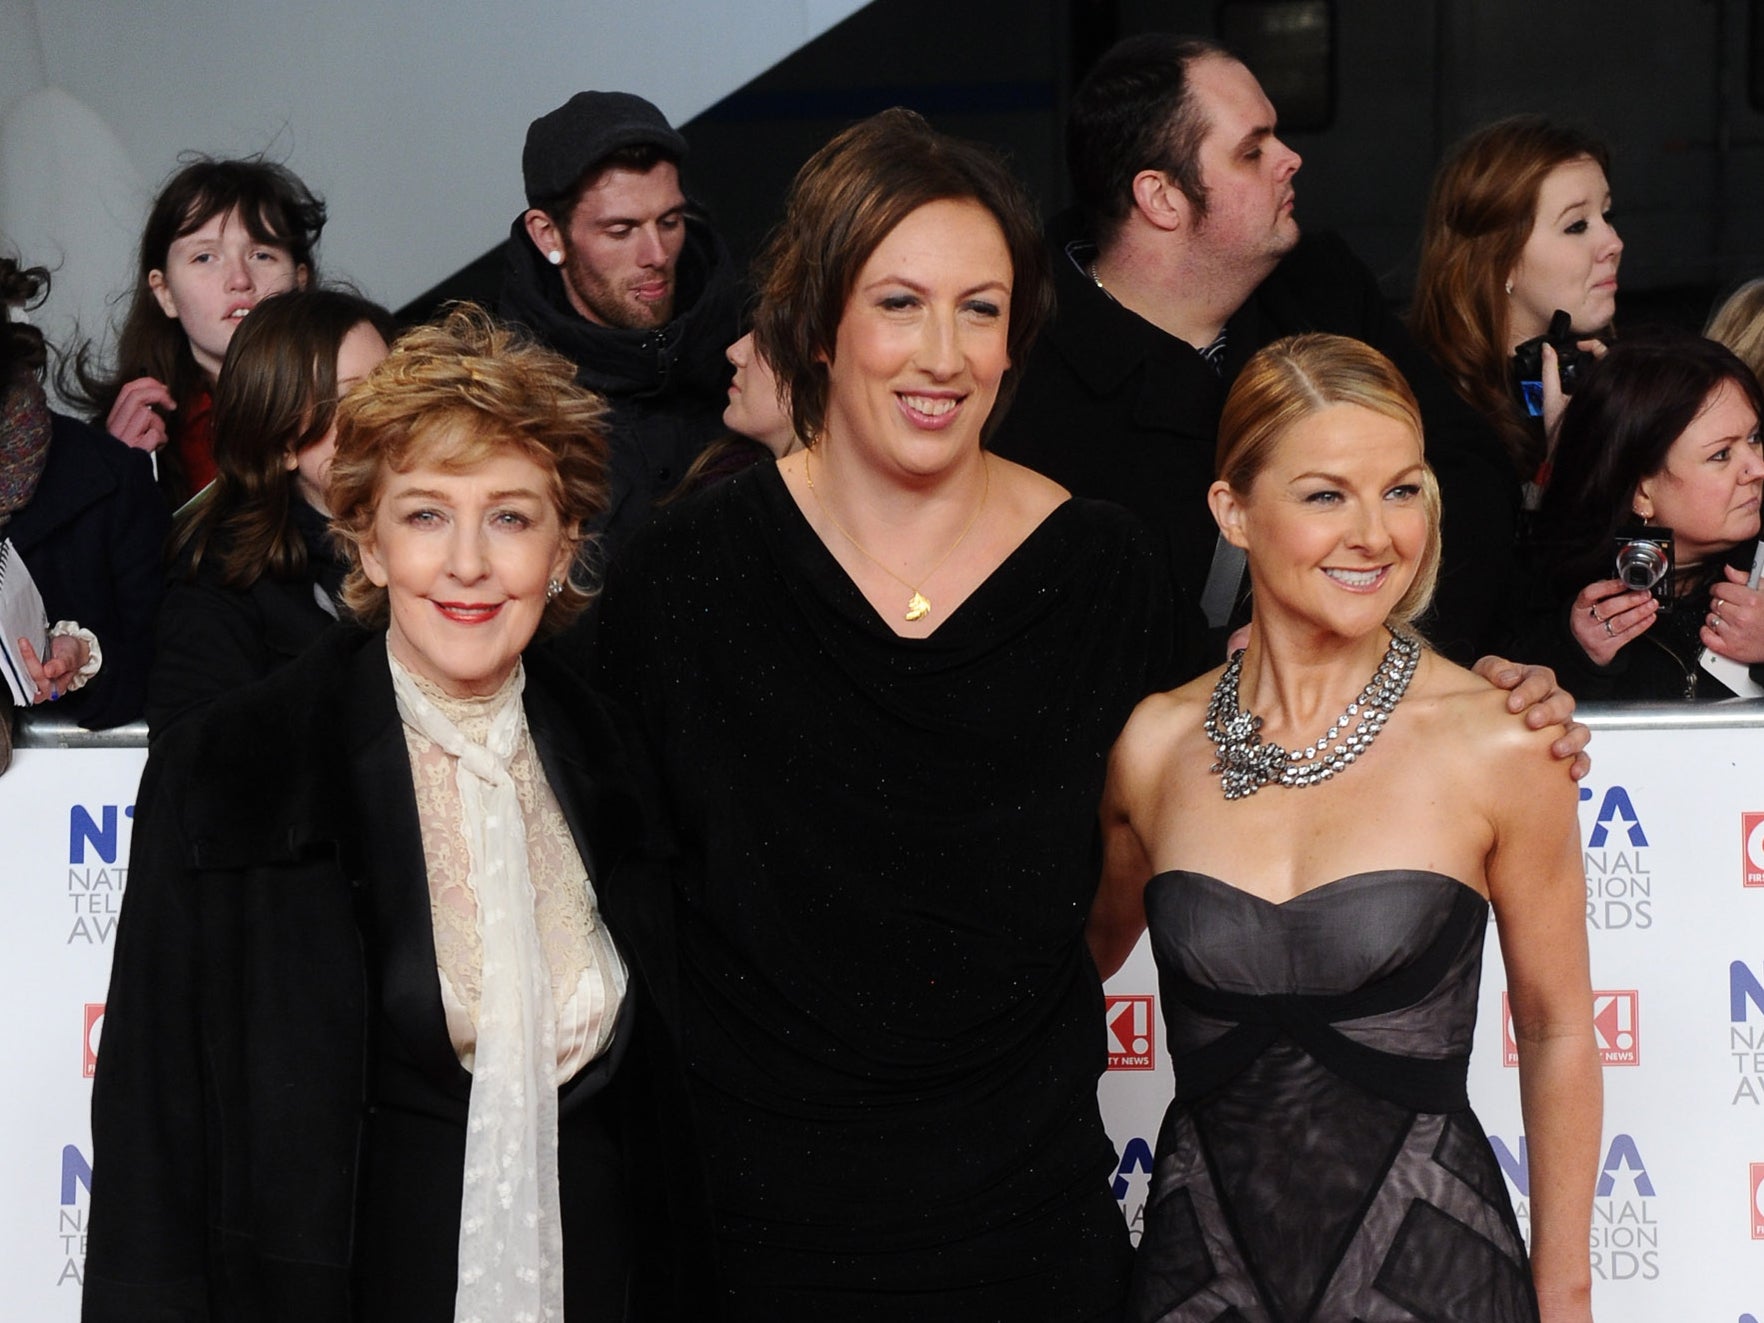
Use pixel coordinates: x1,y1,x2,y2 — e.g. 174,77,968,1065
360,448,574,697
1185,55,1303,276
1508,155,1622,345
822,197,1012,479
1219,403,1430,638
148,205,309,379
285,321,390,515
723,331,798,456
1633,379,1764,566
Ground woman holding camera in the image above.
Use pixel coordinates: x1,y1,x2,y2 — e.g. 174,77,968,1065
1412,116,1621,496
1515,331,1764,701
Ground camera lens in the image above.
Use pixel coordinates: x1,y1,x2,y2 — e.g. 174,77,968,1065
1615,540,1667,591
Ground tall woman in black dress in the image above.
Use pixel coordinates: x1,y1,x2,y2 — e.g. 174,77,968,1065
593,108,1174,1319
1090,334,1599,1322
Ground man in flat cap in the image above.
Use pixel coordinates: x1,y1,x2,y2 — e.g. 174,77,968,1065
500,90,739,563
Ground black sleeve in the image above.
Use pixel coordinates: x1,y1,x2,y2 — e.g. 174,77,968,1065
71,445,168,730
82,738,212,1320
145,579,272,738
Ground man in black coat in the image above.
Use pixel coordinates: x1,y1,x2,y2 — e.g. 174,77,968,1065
499,91,741,571
992,34,1518,666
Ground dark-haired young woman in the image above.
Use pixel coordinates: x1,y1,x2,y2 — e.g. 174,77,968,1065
145,287,390,731
72,156,324,504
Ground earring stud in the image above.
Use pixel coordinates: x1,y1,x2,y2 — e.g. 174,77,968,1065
547,250,564,266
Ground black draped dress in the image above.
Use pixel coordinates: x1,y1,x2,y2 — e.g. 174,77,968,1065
1129,870,1538,1323
594,464,1175,1321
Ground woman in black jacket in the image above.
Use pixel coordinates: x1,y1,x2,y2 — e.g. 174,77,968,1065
1514,332,1764,701
1,256,166,731
146,287,391,733
87,306,711,1321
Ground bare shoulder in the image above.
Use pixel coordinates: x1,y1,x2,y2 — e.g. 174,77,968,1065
1112,669,1218,782
1407,650,1569,784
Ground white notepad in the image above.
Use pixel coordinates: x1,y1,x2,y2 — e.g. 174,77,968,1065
0,537,49,706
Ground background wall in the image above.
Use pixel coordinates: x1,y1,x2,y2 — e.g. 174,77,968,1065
0,0,869,379
6,1,1760,394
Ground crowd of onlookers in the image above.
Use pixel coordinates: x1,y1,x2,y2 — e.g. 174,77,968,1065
4,38,1764,780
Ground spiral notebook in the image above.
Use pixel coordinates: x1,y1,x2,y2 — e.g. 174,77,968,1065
0,537,49,706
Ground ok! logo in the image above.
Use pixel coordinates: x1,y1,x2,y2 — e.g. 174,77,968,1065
1501,991,1637,1068
1104,995,1155,1071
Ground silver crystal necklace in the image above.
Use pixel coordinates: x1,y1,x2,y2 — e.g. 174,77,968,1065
1205,629,1421,800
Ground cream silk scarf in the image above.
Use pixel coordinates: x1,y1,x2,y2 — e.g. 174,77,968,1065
389,649,563,1323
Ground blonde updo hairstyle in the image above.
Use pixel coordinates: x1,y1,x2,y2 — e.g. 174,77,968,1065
1216,333,1442,631
327,303,608,632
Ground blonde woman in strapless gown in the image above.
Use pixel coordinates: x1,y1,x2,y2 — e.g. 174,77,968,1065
1089,334,1600,1323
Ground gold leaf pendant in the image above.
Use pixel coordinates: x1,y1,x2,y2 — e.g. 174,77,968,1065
905,591,932,622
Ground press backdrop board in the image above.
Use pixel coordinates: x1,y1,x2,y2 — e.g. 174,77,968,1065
4,714,1762,1317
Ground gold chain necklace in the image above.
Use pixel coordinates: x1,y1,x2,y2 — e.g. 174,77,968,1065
804,449,990,622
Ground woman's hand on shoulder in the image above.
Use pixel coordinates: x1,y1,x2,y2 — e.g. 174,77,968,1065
1469,653,1591,779
105,376,176,452
1703,562,1764,663
1568,578,1657,667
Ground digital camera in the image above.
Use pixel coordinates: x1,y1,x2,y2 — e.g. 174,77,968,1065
1513,310,1597,418
1612,526,1674,609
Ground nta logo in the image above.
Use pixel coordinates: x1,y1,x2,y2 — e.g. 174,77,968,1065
1580,785,1647,847
61,1144,90,1206
69,804,133,865
1491,1133,1654,1198
1112,1137,1153,1201
1735,962,1764,1022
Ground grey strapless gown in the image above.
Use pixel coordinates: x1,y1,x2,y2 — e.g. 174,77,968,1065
1128,870,1538,1323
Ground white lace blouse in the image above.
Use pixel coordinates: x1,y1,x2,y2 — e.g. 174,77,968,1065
395,660,628,1082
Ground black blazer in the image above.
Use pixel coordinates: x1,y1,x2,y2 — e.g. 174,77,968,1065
84,627,713,1321
146,531,341,737
7,414,167,728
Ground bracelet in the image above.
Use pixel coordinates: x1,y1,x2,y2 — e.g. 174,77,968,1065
48,621,103,692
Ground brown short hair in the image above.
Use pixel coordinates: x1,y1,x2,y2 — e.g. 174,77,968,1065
327,303,608,631
751,107,1051,446
1218,333,1441,631
1411,116,1612,473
